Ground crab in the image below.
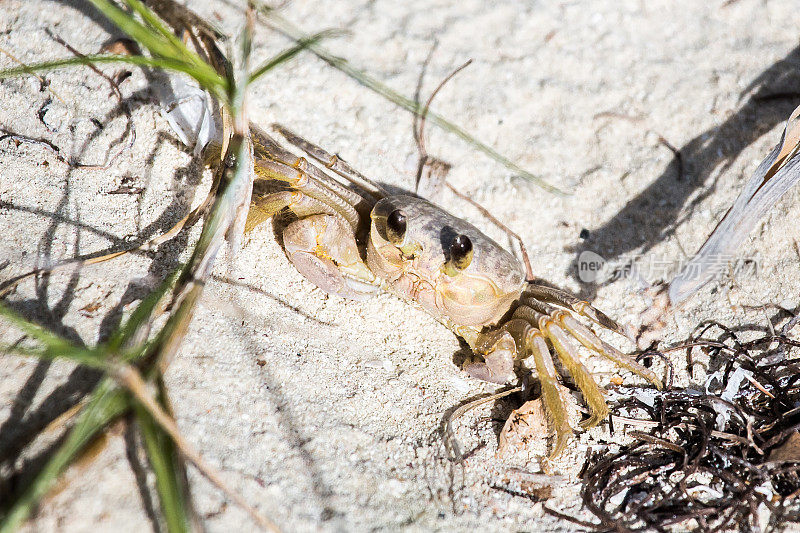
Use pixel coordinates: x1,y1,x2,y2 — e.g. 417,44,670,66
244,123,663,459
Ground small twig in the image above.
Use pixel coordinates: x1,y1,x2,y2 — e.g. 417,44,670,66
412,54,472,195
656,133,684,181
0,129,69,165
628,431,686,454
416,58,472,161
48,30,123,101
412,40,438,160
661,340,734,354
542,505,598,529
743,372,775,399
613,415,762,450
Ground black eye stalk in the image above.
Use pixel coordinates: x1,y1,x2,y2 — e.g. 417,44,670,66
445,234,473,276
386,209,407,245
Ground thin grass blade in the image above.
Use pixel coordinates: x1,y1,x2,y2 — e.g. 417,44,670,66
120,0,198,64
86,0,226,98
255,4,565,195
249,30,339,82
0,379,130,533
134,377,192,533
106,268,182,354
0,54,227,101
87,0,187,65
0,304,110,370
0,303,81,353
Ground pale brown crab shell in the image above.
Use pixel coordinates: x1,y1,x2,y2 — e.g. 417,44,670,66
366,195,526,328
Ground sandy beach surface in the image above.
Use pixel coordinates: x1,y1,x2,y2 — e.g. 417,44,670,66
2,0,800,531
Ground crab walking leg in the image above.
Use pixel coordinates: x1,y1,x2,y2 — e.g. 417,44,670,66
526,329,573,459
246,189,341,232
245,190,297,232
252,155,362,233
539,318,609,428
553,311,664,389
252,125,377,215
272,123,386,199
514,306,663,390
470,319,574,458
524,284,626,337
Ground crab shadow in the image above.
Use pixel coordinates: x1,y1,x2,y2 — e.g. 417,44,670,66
569,45,800,301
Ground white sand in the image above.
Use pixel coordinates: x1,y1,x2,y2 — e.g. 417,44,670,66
2,0,800,531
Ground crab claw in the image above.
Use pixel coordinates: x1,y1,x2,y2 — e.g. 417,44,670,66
464,330,517,384
283,215,378,300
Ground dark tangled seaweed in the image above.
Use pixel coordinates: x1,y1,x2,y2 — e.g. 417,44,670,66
580,324,800,533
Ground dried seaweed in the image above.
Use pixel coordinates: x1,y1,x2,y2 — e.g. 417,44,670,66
581,327,800,532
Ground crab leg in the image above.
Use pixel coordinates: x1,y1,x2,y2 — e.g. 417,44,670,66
253,125,376,213
469,317,575,459
272,123,387,199
514,305,663,389
537,315,609,428
553,311,663,389
251,152,362,232
514,306,610,427
525,329,573,459
245,190,296,232
524,283,626,337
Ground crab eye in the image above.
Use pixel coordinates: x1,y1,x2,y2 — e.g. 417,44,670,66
449,234,473,271
386,209,407,245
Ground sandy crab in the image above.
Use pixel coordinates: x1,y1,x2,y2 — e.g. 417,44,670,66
245,123,663,458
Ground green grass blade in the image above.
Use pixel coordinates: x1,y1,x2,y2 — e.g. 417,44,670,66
135,381,191,533
121,0,198,64
257,5,566,195
1,343,107,370
106,268,182,354
249,30,338,82
143,140,253,369
0,304,114,370
0,344,104,370
0,4,285,531
86,0,226,98
0,379,130,533
0,54,228,101
87,0,186,65
0,303,79,353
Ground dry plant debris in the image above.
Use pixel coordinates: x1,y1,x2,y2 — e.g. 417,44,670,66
497,398,550,459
